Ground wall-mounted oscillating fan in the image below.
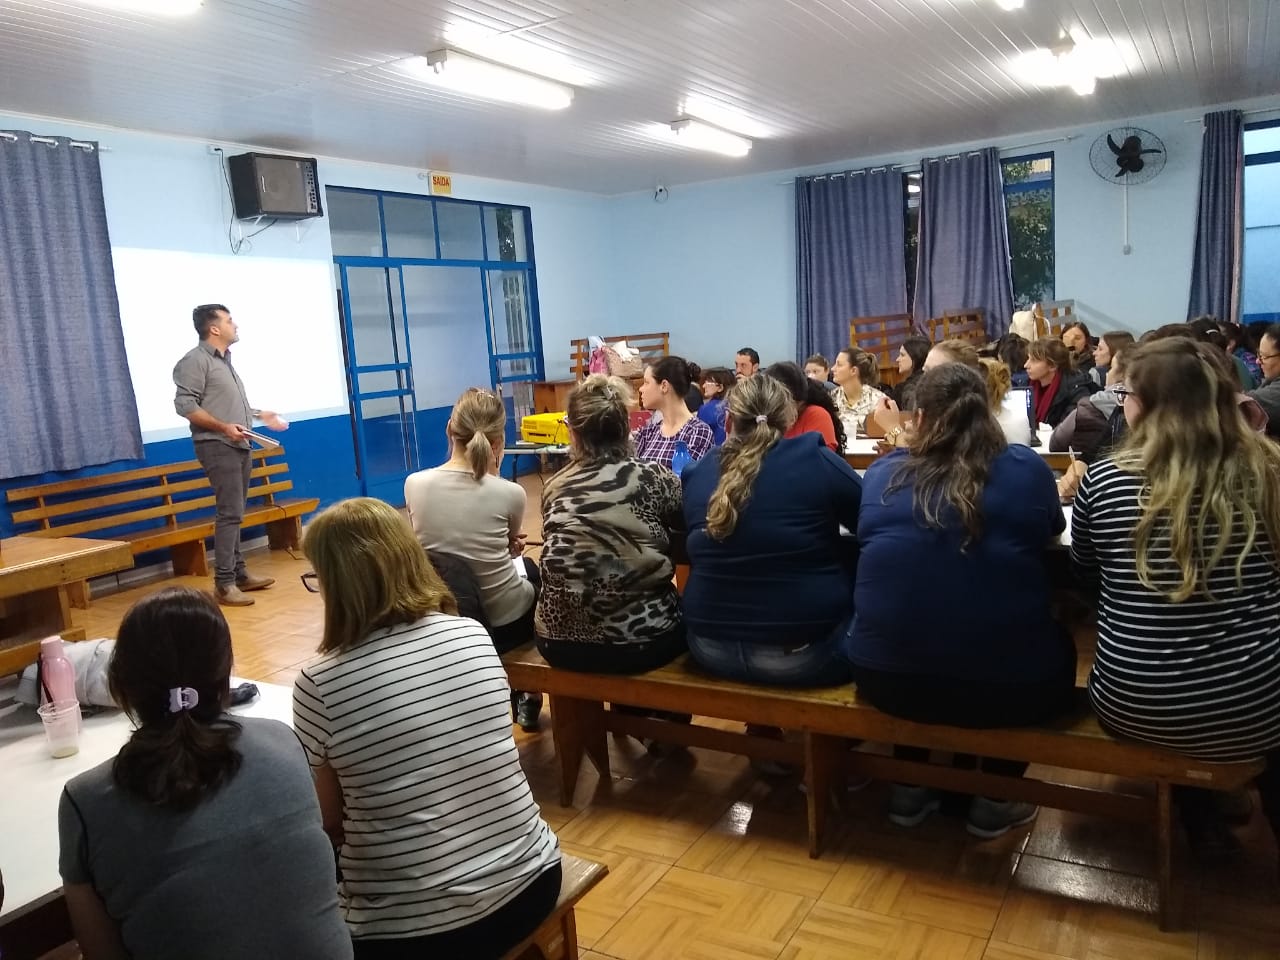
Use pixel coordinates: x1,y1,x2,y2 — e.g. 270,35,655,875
1089,127,1167,184
1087,126,1167,255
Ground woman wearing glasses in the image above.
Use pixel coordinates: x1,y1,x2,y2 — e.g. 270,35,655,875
294,498,561,959
1072,338,1280,862
402,388,543,730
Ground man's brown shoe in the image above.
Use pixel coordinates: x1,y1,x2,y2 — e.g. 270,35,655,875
236,574,276,592
216,584,256,607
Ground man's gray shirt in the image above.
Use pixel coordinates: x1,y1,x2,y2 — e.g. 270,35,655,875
173,340,253,448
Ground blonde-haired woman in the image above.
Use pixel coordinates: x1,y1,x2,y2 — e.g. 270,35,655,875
681,374,862,684
1072,338,1280,858
403,388,541,727
536,375,686,672
980,357,1031,446
831,348,888,439
293,498,561,959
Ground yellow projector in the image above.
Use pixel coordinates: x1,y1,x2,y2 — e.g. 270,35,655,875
520,412,569,445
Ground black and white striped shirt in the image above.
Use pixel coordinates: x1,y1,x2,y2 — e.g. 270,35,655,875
293,614,560,940
1071,458,1280,761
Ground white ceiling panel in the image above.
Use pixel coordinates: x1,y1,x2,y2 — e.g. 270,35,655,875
0,0,1277,193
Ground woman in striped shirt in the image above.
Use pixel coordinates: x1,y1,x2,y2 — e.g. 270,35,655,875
1071,338,1280,860
294,498,561,959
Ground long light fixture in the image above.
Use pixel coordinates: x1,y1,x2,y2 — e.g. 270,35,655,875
404,49,574,111
993,0,1024,10
669,118,752,158
81,0,202,12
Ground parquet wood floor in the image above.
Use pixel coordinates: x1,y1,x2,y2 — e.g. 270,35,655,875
70,480,1278,960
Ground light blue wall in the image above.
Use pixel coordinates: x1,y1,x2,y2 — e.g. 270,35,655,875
606,98,1280,369
0,111,614,531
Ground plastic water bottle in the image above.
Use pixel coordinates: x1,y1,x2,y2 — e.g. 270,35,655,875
39,636,78,706
670,440,691,477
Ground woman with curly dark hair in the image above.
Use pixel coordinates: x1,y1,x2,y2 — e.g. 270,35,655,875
766,361,846,452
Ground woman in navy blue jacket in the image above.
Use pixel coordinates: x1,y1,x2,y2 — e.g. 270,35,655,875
681,374,862,686
843,364,1075,838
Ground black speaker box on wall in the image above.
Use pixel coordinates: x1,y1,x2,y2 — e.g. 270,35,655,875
227,152,323,220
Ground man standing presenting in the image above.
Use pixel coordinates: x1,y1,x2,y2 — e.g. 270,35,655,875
174,304,286,606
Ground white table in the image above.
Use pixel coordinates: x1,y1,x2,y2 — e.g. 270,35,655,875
0,678,295,921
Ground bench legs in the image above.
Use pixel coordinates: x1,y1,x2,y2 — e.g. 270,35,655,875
1156,781,1175,931
803,732,844,859
170,540,210,577
548,696,610,805
266,515,303,550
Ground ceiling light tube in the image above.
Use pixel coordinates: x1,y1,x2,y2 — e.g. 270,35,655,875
993,0,1024,10
408,49,574,111
669,118,752,158
81,0,202,13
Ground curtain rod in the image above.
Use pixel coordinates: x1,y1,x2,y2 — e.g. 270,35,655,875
1183,106,1280,124
786,135,1075,185
0,131,103,151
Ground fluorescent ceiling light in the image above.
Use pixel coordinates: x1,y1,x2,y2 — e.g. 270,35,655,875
81,0,201,12
443,23,595,87
1009,28,1130,96
993,0,1024,10
669,118,752,157
405,49,574,110
679,95,773,139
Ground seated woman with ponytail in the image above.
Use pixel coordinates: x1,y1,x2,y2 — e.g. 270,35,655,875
766,360,846,453
58,587,352,960
403,387,542,730
844,364,1075,838
536,375,687,673
681,374,862,685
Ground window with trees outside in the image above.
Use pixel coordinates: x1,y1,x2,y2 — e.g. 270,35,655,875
903,153,1054,311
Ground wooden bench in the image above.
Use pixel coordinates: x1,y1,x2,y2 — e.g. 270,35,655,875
849,313,913,389
501,644,1264,930
532,332,671,414
3,856,608,960
5,446,317,600
842,449,1075,473
1033,298,1076,339
928,308,986,344
501,854,608,960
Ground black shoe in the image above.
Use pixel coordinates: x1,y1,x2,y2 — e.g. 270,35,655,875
514,693,542,732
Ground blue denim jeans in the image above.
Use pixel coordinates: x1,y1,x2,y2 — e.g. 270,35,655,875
687,620,851,687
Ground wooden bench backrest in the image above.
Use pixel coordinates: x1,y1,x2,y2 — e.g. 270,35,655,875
6,448,295,539
569,332,669,379
850,314,914,366
842,449,1074,474
928,309,986,345
1033,299,1075,339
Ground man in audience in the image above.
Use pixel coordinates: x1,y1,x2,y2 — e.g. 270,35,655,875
1247,323,1280,438
735,347,760,380
173,304,286,606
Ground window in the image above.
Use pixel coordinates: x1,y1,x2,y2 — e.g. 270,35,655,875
1001,153,1055,308
1244,120,1280,325
902,154,1054,311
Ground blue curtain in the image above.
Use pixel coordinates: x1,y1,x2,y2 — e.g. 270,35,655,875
913,147,1014,340
1188,110,1244,323
0,131,143,479
795,169,907,361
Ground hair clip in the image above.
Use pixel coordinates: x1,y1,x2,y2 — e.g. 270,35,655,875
755,414,768,424
168,687,199,713
605,386,616,400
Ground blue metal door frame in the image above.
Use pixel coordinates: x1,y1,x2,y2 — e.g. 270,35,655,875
330,187,545,496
